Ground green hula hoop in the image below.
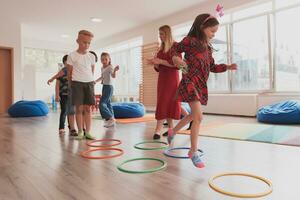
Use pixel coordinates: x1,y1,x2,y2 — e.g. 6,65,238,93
117,157,167,174
134,141,168,150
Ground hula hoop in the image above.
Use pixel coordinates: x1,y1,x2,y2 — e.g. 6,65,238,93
208,172,273,198
117,157,167,174
80,147,124,159
86,139,122,147
134,141,168,150
163,147,204,159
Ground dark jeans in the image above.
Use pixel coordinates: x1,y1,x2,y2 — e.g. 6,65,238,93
99,85,114,120
59,95,68,129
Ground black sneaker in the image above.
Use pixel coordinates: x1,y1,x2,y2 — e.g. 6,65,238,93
69,129,78,136
162,131,168,137
153,134,161,140
187,121,193,130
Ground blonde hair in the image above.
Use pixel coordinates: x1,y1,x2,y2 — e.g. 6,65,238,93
78,30,94,38
159,25,174,53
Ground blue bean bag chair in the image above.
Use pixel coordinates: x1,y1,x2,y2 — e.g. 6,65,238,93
112,102,145,118
8,100,49,118
257,100,300,124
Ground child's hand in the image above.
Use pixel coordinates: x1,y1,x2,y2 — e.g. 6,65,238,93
114,65,120,72
55,95,60,102
172,56,187,68
146,58,154,65
47,78,54,85
152,58,162,65
227,63,237,70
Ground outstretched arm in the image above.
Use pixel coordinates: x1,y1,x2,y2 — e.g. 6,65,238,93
111,65,119,78
147,58,175,68
94,75,103,84
210,57,237,73
55,80,60,102
47,70,65,85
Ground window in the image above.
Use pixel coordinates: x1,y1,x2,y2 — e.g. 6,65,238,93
275,0,300,9
209,26,229,92
232,2,272,20
98,37,143,101
24,48,66,103
232,16,271,92
275,7,300,91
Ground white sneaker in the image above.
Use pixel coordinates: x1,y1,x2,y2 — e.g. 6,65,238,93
103,120,108,127
104,119,115,128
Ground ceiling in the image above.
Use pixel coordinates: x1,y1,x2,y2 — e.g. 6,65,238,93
1,0,207,44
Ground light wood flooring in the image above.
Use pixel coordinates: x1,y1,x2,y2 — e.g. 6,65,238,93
1,112,300,200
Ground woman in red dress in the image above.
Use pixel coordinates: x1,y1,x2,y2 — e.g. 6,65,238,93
148,25,181,140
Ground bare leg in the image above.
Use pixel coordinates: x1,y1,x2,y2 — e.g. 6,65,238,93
68,114,76,130
75,105,83,131
84,105,91,133
166,118,173,128
154,119,164,135
188,101,203,153
173,114,193,133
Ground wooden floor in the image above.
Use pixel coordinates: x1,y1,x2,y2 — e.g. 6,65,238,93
1,112,300,200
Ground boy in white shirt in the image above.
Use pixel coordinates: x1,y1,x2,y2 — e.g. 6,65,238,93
67,30,96,140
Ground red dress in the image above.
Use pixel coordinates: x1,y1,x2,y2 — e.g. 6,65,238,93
171,36,227,105
155,48,181,120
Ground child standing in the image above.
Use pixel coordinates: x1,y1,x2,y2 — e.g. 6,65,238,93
94,52,119,127
168,13,237,168
47,55,77,136
66,30,96,140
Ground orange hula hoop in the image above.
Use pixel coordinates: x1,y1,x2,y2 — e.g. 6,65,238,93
80,147,124,159
86,139,122,147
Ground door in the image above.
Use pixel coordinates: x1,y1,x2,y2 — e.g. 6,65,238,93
0,47,13,114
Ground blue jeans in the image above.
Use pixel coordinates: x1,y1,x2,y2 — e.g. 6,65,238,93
99,85,114,120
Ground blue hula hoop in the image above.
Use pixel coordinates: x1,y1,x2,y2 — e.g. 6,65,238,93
163,147,204,159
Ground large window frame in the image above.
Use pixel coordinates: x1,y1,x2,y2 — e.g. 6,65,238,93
172,0,300,94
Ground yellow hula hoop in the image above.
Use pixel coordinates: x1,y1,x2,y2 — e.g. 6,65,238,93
208,172,273,198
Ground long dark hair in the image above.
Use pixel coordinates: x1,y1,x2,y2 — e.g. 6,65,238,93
187,13,219,42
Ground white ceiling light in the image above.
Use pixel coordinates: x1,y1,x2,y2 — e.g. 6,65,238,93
90,17,102,23
61,34,69,38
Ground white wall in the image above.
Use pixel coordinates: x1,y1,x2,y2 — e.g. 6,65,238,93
0,19,22,102
94,0,255,47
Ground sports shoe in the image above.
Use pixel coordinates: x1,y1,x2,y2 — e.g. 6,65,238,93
59,129,65,134
69,129,78,136
75,131,85,140
162,131,168,137
153,133,161,140
191,151,205,168
85,132,95,140
104,119,115,128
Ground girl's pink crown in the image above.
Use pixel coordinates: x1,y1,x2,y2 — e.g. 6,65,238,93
203,4,224,24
